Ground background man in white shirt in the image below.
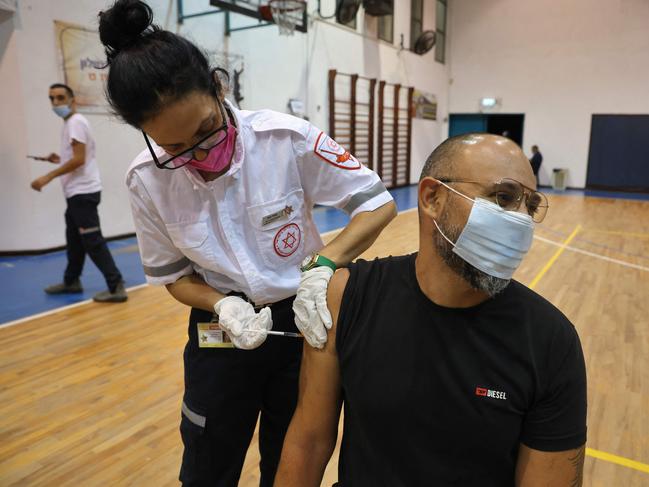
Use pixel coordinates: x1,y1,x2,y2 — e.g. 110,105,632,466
30,83,127,303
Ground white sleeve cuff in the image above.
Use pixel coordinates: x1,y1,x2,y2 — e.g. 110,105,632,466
349,190,395,218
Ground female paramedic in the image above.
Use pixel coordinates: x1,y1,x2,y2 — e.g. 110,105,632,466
98,1,396,485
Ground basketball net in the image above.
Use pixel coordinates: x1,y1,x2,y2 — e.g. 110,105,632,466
269,0,306,36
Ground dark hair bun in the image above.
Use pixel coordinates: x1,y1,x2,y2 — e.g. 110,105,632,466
99,0,154,61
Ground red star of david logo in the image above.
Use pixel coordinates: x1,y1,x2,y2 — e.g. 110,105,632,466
274,223,301,257
282,231,297,249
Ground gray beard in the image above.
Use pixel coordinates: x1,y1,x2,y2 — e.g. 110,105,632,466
433,211,510,298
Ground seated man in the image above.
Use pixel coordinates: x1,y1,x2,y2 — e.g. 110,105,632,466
275,134,587,487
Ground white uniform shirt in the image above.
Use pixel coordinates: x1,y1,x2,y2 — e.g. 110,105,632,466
126,103,393,305
60,113,102,198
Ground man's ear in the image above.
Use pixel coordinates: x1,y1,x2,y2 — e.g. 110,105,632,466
418,177,445,221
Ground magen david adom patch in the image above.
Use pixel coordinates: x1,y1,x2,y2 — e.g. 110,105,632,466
273,223,301,257
313,132,361,170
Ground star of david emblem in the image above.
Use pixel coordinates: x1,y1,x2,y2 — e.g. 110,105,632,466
273,223,301,257
282,231,297,249
284,205,294,216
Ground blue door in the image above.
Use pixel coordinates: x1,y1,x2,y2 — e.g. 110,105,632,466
587,115,649,191
449,114,487,137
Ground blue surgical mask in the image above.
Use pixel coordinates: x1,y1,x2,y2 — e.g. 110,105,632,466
434,184,535,279
53,105,72,118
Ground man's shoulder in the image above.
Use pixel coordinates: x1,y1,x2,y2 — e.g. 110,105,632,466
349,254,412,274
69,113,90,127
330,254,411,301
66,113,92,134
507,280,578,343
338,254,413,304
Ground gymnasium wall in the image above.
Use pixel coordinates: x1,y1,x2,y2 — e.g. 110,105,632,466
447,0,649,188
0,0,448,252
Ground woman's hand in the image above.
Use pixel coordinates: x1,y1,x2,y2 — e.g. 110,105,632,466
214,296,273,349
292,266,334,349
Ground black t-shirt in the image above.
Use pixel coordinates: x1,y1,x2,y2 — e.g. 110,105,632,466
335,254,587,487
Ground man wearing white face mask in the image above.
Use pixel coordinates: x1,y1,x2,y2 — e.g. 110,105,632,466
276,134,587,487
30,83,126,302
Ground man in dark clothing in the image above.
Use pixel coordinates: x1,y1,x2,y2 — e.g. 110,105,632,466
275,134,586,487
530,145,543,183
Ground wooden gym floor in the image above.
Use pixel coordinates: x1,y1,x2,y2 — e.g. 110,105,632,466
1,193,648,486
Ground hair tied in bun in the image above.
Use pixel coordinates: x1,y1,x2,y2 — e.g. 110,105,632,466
98,0,154,62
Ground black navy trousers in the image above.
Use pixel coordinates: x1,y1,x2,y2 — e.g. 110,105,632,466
179,297,302,487
63,191,122,291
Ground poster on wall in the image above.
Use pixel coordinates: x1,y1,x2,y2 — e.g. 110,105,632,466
208,50,245,109
55,20,108,113
412,89,437,121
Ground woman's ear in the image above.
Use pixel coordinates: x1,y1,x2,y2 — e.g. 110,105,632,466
211,68,229,102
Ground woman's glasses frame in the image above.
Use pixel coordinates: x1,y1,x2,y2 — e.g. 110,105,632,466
142,98,231,170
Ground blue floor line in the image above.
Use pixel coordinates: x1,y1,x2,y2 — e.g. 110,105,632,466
0,185,419,324
4,183,643,324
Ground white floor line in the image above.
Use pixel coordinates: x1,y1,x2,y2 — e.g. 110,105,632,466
0,283,149,329
0,206,419,329
534,235,649,273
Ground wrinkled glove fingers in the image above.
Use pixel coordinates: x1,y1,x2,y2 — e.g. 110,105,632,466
305,325,327,349
315,291,333,330
218,315,243,337
258,307,273,331
292,301,312,334
295,305,327,349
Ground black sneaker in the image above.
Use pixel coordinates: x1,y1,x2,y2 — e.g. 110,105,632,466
93,282,128,303
45,280,83,294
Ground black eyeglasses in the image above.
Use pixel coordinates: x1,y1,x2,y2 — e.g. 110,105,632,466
438,177,549,223
142,99,232,170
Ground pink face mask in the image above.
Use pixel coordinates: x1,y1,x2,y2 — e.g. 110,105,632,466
172,123,238,173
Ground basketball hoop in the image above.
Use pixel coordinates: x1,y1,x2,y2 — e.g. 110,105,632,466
267,0,306,36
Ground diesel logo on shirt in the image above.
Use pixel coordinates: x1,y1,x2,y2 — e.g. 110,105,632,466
475,387,507,400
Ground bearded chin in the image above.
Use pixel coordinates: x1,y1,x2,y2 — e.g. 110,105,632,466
433,212,510,298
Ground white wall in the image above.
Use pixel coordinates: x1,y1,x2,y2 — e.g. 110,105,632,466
447,0,649,188
0,1,144,252
0,0,448,251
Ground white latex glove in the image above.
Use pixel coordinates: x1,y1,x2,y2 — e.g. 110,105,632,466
213,296,273,350
293,266,334,349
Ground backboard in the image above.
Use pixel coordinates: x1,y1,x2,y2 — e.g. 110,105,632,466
210,0,307,33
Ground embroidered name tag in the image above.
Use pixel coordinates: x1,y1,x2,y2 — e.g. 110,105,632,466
262,205,294,227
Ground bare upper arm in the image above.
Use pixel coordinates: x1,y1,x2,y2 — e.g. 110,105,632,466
291,268,350,437
515,443,585,487
70,139,86,164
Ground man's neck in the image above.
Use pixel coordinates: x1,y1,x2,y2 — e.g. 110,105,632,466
415,244,489,309
63,109,76,121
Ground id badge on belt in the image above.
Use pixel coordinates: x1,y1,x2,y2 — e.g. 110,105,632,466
197,316,235,348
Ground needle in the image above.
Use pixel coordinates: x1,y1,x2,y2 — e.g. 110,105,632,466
266,330,303,338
